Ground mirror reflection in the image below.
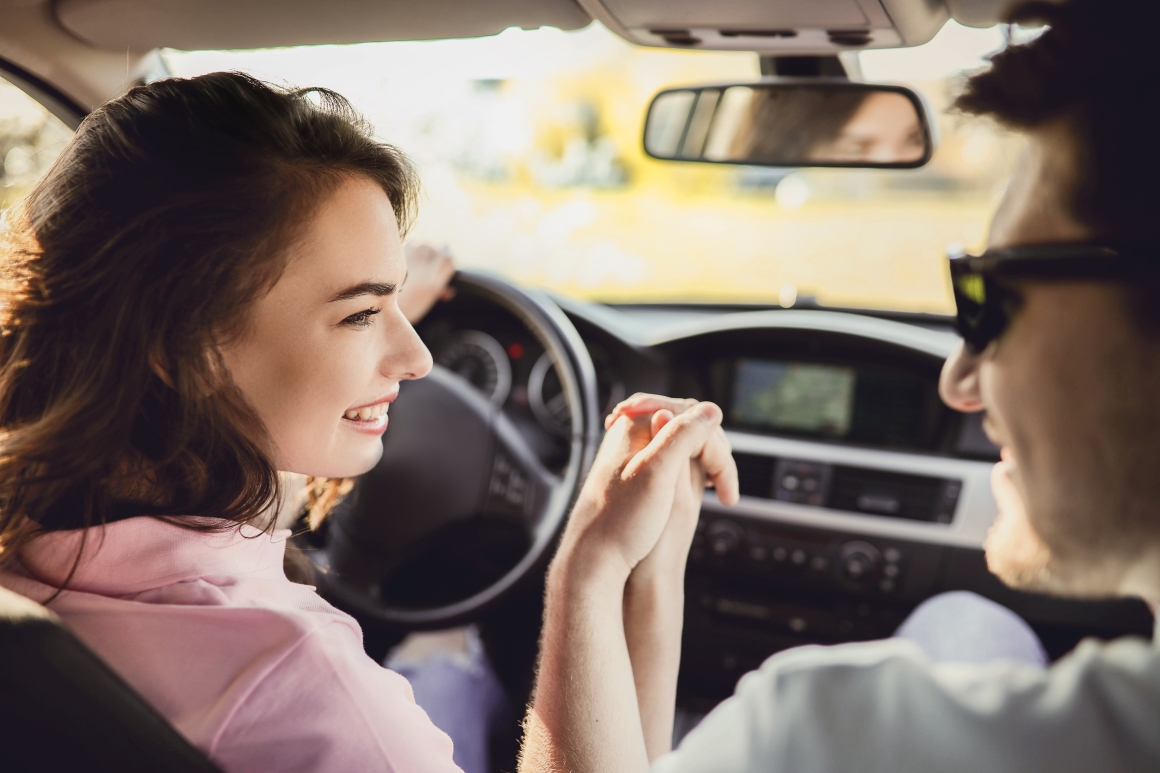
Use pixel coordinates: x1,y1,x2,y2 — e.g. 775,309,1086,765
645,84,930,168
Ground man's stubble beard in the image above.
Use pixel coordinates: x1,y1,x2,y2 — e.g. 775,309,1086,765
984,459,1144,599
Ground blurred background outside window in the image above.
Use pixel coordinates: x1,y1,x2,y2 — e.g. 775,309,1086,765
1,21,1024,314
0,76,71,210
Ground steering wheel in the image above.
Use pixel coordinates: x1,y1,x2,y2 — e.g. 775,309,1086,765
307,271,601,629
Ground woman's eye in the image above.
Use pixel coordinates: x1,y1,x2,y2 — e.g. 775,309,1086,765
341,308,382,328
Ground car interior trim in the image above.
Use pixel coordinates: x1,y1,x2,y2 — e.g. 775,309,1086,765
710,430,997,547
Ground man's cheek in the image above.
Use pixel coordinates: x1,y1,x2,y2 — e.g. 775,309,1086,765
984,461,1053,589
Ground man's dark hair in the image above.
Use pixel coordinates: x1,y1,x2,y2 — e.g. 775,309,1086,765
955,0,1160,330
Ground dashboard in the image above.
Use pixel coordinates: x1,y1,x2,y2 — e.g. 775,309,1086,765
418,288,1154,712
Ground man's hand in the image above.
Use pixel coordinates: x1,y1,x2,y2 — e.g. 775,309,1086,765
398,243,455,324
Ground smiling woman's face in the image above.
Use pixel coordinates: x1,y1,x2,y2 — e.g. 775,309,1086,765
221,176,433,478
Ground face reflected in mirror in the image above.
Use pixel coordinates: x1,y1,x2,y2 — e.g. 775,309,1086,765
645,84,929,167
815,91,925,164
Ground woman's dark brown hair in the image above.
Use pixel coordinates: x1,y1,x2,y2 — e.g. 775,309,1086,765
0,72,418,562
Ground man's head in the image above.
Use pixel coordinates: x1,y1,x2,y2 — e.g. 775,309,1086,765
938,0,1160,600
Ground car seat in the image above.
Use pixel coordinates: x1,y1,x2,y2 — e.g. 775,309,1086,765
0,584,222,772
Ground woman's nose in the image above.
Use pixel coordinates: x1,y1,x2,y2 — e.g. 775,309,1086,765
384,310,433,382
939,340,985,413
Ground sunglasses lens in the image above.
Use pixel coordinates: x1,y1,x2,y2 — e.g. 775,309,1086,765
951,268,988,345
950,264,1005,352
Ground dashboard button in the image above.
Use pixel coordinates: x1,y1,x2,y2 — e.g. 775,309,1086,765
773,459,832,506
839,541,882,583
707,520,743,556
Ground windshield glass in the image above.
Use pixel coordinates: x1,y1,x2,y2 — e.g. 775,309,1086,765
166,21,1020,314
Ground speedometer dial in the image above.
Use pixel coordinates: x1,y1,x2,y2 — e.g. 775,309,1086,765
435,330,512,405
528,352,572,437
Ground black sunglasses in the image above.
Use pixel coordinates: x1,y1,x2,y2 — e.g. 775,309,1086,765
948,243,1158,353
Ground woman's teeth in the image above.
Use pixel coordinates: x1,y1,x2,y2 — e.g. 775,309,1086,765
344,402,389,421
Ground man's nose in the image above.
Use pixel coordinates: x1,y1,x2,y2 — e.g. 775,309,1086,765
939,340,985,412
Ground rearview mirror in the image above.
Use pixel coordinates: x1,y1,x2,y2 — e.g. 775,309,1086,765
643,81,934,168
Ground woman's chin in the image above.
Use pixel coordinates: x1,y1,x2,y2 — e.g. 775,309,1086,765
284,439,384,479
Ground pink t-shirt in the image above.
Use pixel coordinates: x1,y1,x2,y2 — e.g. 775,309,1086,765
0,516,462,773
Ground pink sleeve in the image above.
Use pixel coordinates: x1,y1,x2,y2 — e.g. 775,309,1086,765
208,621,462,773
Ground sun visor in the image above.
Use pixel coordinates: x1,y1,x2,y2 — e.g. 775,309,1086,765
55,0,592,51
574,0,952,53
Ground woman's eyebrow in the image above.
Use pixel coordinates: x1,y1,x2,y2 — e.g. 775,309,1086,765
327,281,397,303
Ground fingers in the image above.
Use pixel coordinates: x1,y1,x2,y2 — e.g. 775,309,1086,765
700,425,739,505
650,408,674,438
400,243,457,324
605,394,696,430
590,412,658,478
605,394,740,507
623,402,721,488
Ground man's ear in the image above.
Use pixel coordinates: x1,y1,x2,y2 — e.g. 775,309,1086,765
149,348,176,389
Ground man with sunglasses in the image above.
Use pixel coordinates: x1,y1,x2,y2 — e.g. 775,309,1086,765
521,1,1160,771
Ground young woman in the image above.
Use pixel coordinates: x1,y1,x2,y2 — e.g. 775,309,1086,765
0,72,737,772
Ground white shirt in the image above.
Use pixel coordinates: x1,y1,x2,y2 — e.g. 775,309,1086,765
653,620,1160,773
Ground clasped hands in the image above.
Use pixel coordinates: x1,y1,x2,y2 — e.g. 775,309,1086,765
529,394,739,773
553,394,739,589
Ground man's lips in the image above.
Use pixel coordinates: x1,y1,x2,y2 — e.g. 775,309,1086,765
981,415,1011,456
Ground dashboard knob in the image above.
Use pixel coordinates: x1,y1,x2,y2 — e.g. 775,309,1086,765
707,520,744,557
838,541,882,583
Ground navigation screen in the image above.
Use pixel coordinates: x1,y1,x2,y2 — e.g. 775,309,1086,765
730,359,857,437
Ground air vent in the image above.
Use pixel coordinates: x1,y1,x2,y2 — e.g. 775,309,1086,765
829,466,959,523
731,452,961,523
734,452,775,498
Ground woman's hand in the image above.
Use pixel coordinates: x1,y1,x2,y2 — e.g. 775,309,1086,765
398,243,455,324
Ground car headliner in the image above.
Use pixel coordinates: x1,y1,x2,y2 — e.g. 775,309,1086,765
1,0,1037,126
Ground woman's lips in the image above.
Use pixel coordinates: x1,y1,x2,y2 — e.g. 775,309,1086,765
341,390,398,436
341,412,389,435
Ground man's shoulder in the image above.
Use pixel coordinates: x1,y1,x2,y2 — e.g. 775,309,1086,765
656,636,1160,773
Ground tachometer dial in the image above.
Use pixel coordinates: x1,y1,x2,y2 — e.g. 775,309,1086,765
529,351,572,437
435,330,512,405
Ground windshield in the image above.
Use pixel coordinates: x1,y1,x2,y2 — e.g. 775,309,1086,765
166,21,1021,314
